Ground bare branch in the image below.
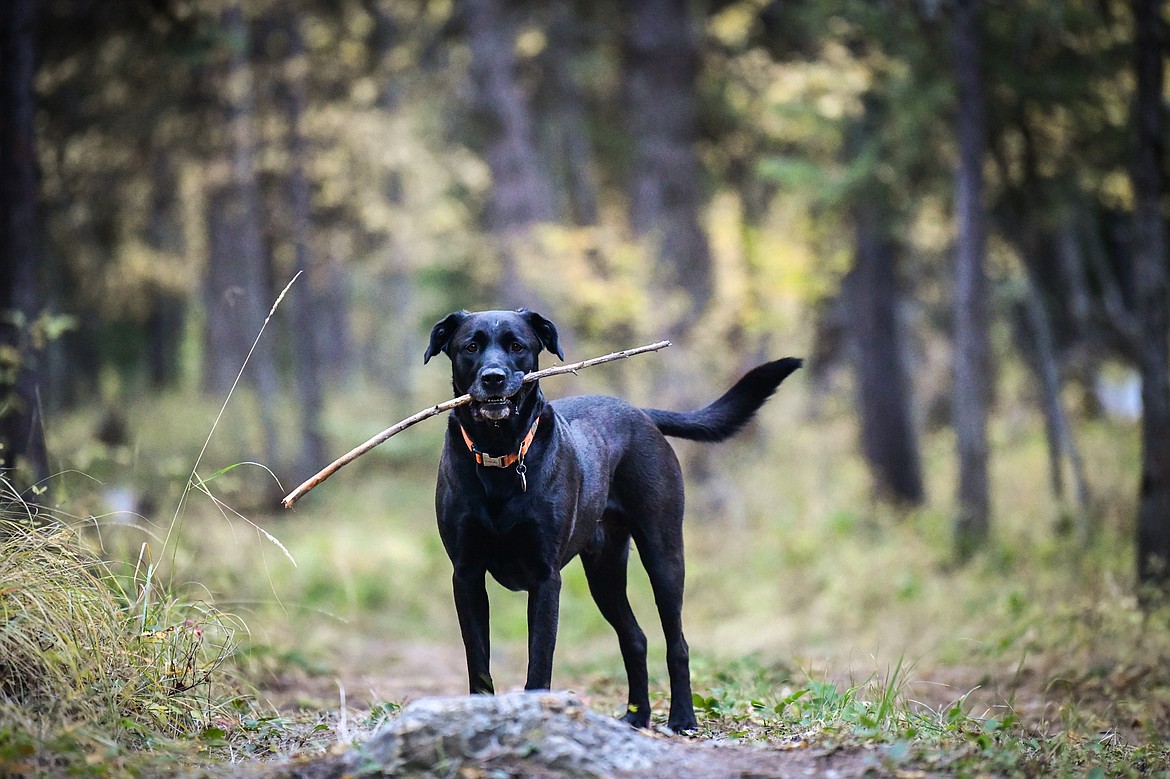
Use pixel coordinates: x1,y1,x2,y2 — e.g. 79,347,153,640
281,340,671,508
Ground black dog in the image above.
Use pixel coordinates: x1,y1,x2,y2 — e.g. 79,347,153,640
423,308,801,733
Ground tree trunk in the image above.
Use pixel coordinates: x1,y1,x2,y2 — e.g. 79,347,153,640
145,149,186,389
849,205,924,506
460,0,555,308
623,0,712,327
282,19,327,484
368,1,417,409
317,254,353,382
843,88,923,508
996,99,1091,532
0,0,49,486
203,4,279,463
621,0,718,510
536,0,598,226
1131,0,1170,595
951,0,991,559
1016,252,1090,536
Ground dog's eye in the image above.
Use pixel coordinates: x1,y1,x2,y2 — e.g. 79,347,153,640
509,342,524,353
465,342,478,353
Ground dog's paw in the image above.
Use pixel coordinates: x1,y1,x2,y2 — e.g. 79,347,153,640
619,705,650,729
667,716,699,735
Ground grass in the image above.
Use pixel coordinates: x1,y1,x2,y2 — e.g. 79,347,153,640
0,277,307,774
675,653,1170,776
0,477,256,776
13,357,1170,776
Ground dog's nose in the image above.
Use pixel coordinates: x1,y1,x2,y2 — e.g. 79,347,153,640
480,368,507,390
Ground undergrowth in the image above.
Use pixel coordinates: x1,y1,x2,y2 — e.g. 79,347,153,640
681,655,1170,776
0,478,250,776
0,279,303,776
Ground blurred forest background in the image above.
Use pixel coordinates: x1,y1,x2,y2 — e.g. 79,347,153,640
2,0,1170,590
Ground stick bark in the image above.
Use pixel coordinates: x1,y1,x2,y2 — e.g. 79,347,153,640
281,340,671,507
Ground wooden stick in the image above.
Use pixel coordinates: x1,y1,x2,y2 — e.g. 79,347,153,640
281,340,671,508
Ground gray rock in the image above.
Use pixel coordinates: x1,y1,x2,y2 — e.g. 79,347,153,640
342,691,672,777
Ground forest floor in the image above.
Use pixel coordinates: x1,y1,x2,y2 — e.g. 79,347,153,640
240,637,945,778
216,611,1170,778
248,643,897,778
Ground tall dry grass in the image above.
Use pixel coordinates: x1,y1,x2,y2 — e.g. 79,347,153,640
0,477,247,774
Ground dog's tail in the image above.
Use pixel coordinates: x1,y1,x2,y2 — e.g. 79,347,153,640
643,357,802,443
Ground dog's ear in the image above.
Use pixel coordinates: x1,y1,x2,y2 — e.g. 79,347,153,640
424,310,469,364
520,309,564,361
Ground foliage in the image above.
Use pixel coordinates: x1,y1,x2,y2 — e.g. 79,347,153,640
28,0,1144,392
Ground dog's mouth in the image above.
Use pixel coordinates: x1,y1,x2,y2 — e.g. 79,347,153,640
469,392,520,422
476,396,513,421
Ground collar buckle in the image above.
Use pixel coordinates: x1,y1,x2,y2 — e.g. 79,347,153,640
479,451,509,469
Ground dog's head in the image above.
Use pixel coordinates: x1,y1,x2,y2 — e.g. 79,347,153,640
424,309,564,423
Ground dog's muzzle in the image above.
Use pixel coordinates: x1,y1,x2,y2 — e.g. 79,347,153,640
469,368,525,421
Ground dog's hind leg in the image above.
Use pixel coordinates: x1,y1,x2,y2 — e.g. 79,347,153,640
581,525,652,728
631,516,699,734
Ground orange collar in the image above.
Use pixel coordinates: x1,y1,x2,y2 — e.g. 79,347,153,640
459,416,541,470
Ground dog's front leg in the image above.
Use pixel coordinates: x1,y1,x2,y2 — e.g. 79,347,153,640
524,570,562,690
452,566,494,694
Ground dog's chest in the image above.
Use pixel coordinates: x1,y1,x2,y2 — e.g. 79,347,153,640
475,525,552,592
473,486,533,534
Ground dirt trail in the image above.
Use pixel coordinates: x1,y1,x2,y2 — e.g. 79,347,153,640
259,639,499,711
252,691,902,779
243,638,922,778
